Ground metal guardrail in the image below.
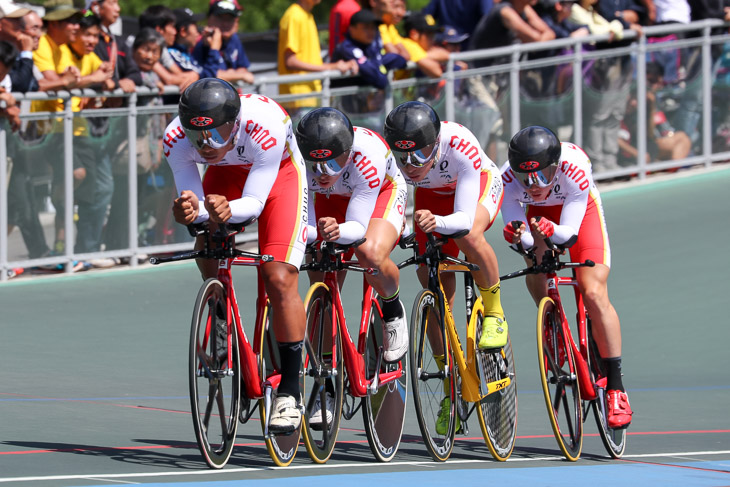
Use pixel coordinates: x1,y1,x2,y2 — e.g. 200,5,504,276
2,19,730,280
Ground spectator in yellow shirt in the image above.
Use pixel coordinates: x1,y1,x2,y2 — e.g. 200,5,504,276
368,0,409,60
278,0,358,114
400,12,449,78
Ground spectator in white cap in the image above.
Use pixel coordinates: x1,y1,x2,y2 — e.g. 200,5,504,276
0,0,38,92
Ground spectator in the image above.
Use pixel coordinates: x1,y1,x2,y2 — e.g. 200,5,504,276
328,0,360,57
277,0,358,115
168,8,204,75
87,0,142,100
422,0,494,50
139,5,198,91
131,27,165,94
331,8,405,121
400,12,449,78
61,12,115,255
368,0,410,60
192,0,254,85
33,0,82,254
0,0,35,92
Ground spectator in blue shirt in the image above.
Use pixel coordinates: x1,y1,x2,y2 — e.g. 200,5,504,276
422,0,493,50
192,0,254,84
168,8,204,74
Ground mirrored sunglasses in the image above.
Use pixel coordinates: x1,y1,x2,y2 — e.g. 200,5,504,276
393,139,440,168
305,150,351,177
183,119,239,150
516,164,558,188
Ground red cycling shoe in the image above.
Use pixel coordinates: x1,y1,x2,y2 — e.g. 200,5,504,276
607,389,633,429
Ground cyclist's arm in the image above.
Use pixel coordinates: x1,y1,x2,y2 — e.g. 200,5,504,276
170,160,209,223
552,189,589,245
227,158,279,223
339,183,378,244
306,194,317,244
433,160,480,234
501,193,535,249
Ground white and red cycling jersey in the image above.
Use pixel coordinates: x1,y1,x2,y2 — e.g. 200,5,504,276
308,126,407,244
403,121,503,235
500,142,612,266
163,93,308,267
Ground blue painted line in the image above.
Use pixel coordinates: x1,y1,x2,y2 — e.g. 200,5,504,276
79,462,730,487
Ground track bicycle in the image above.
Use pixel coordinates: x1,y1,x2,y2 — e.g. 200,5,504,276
150,221,302,469
299,239,408,463
500,220,627,460
398,231,517,462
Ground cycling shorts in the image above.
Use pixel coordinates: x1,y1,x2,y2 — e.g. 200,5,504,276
414,170,502,258
526,191,611,267
202,160,308,269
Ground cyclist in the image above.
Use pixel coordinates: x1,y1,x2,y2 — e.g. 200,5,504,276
384,101,506,434
165,78,308,434
295,107,408,427
501,125,633,429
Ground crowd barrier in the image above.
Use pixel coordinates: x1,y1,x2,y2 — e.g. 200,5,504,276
2,19,729,279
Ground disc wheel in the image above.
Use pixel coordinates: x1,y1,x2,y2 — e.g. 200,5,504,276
409,289,456,462
362,298,407,462
301,283,344,463
472,303,517,461
537,297,583,461
258,302,301,466
189,278,240,469
587,316,627,458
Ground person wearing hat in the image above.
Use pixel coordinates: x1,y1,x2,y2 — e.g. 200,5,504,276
168,8,205,74
277,0,358,113
139,5,199,91
422,0,493,51
34,0,82,98
400,12,449,78
192,0,254,84
0,1,38,92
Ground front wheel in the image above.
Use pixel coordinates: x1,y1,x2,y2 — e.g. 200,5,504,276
472,303,517,461
537,297,583,461
189,278,240,469
362,298,407,462
301,283,344,463
410,289,456,462
588,317,627,458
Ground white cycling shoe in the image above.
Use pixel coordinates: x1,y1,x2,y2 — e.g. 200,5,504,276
383,301,408,364
308,392,335,430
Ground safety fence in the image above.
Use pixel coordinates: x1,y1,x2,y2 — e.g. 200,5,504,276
2,19,729,279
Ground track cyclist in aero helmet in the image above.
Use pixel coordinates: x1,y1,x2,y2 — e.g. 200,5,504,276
296,108,409,372
501,125,633,429
165,78,309,434
384,100,508,433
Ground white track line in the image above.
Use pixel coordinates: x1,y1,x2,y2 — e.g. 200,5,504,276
1,450,729,483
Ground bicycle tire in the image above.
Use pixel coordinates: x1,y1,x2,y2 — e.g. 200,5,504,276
537,297,583,461
587,317,627,458
301,283,344,463
258,302,301,467
471,301,517,461
410,289,456,462
362,298,407,462
189,278,241,469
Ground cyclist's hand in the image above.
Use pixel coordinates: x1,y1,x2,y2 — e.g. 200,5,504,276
530,216,555,238
318,217,340,241
204,194,231,223
415,209,437,233
172,190,199,225
503,221,526,244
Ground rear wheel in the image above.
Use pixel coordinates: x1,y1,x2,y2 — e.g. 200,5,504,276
587,316,627,458
362,298,407,462
258,302,301,466
472,302,517,461
410,289,456,462
189,278,240,469
537,297,582,461
301,283,344,463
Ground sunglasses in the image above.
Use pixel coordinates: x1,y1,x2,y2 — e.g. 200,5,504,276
515,164,558,188
305,150,352,177
392,138,440,168
183,119,239,150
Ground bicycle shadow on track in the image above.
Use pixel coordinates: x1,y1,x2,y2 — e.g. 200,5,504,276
2,440,208,470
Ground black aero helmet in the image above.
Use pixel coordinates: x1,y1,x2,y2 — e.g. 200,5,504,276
295,107,354,167
178,78,241,130
383,101,440,152
508,125,561,173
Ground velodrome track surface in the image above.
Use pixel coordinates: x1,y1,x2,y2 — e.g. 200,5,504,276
1,167,729,486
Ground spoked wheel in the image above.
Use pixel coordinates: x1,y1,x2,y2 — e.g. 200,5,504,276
301,283,344,463
587,317,627,458
410,289,456,462
472,304,517,461
537,297,583,461
362,298,407,462
189,278,241,469
258,302,301,466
